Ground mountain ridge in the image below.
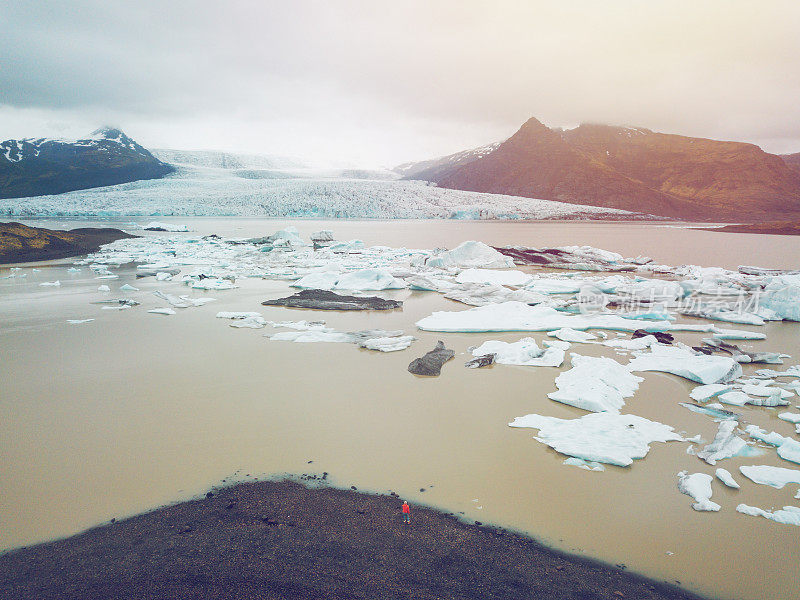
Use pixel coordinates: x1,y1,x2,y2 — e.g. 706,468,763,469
398,118,800,220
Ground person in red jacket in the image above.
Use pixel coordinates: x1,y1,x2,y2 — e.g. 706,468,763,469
402,500,411,524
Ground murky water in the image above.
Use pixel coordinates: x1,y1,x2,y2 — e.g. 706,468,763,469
1,219,799,600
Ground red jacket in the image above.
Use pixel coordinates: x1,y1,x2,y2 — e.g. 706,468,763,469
402,503,410,513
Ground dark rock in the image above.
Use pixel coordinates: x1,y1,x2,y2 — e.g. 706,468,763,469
408,341,454,376
205,491,214,499
262,289,402,311
632,329,674,344
178,525,192,534
0,222,137,264
350,486,357,491
465,353,495,368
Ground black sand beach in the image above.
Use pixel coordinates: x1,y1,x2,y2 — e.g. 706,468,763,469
0,480,707,600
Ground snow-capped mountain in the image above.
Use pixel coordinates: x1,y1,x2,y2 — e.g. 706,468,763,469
393,142,501,180
0,128,174,199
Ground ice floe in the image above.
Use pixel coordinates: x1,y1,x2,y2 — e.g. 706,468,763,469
508,412,682,467
97,285,110,292
548,328,597,343
455,268,532,287
627,345,742,384
744,426,800,465
39,281,60,287
547,354,643,413
689,384,732,402
470,338,568,368
739,465,800,488
736,504,800,526
563,457,605,472
66,319,94,324
696,420,750,465
677,472,720,512
292,268,406,291
424,241,514,269
715,468,740,489
148,307,176,315
359,335,415,352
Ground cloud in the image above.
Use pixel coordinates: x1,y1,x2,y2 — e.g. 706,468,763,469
2,0,799,165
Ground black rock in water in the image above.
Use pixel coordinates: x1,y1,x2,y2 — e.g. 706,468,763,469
408,341,455,376
262,289,402,311
465,353,496,369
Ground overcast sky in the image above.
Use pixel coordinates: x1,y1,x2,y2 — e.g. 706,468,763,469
2,0,800,167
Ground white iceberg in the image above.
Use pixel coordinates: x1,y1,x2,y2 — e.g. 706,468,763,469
508,412,682,467
697,420,748,465
778,412,800,424
471,338,568,368
547,354,643,413
119,284,139,291
188,278,237,290
548,328,597,343
455,268,532,287
715,468,740,489
148,307,176,315
230,316,267,329
40,281,60,287
292,268,405,291
359,335,415,352
97,285,110,292
739,465,800,488
627,345,742,384
736,504,800,526
689,384,732,402
563,457,605,472
677,472,721,512
443,283,551,307
711,329,767,340
425,241,514,269
759,275,800,321
216,311,263,319
66,319,94,324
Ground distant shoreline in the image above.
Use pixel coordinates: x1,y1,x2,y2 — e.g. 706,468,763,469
0,479,706,600
699,221,800,236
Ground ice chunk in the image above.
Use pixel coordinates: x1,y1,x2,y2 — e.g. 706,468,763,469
547,354,643,413
270,330,354,343
740,383,794,399
715,468,740,489
690,384,732,402
601,335,657,351
455,268,532,287
119,284,139,291
548,328,597,343
779,412,800,424
679,402,739,421
563,457,605,472
443,283,550,307
230,316,267,329
334,269,406,291
677,472,721,512
148,307,176,315
216,311,263,319
425,241,515,269
627,345,742,384
152,290,190,308
711,329,767,341
291,272,341,290
697,420,747,465
359,335,415,352
188,278,237,290
66,319,94,324
470,338,568,368
97,285,110,292
40,281,60,287
759,275,800,321
156,272,172,281
508,412,682,467
523,278,583,295
406,274,457,292
267,320,327,331
739,465,800,488
736,504,800,526
415,301,683,334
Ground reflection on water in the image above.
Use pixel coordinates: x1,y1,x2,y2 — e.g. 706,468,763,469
1,219,799,600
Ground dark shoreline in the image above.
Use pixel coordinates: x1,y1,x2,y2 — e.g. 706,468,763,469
0,479,708,600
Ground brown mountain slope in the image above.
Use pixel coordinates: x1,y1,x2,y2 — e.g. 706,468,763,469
403,118,800,220
0,222,135,263
782,152,800,174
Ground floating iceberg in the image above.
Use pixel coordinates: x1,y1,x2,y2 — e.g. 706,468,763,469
359,335,415,352
689,384,732,402
40,281,60,287
737,504,800,526
455,268,532,287
188,278,237,290
143,221,190,232
697,420,748,465
547,354,643,413
759,275,800,321
119,284,139,291
711,329,767,340
715,468,740,489
230,316,267,329
508,412,682,467
216,311,263,319
744,426,800,465
425,241,514,269
627,345,742,384
66,319,94,324
97,285,110,292
470,338,568,368
415,301,683,334
677,472,720,512
548,328,597,343
443,283,550,307
563,457,605,472
147,307,176,315
739,465,800,488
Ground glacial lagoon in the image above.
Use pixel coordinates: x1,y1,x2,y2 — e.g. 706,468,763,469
1,218,799,600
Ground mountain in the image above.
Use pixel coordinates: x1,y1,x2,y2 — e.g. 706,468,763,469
782,152,800,174
394,143,501,180
0,128,174,199
399,118,800,220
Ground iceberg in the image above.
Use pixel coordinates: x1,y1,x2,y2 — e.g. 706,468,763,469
677,472,721,512
443,283,551,307
547,354,643,413
563,457,605,472
744,426,800,465
697,420,748,465
759,275,800,321
711,329,767,340
40,281,60,287
415,301,684,334
689,384,732,402
779,412,800,424
359,335,415,352
739,465,800,488
627,345,742,384
216,311,263,319
508,412,682,467
425,241,515,269
715,468,740,489
147,307,176,315
66,319,94,324
143,221,190,232
188,278,237,290
548,328,597,343
470,338,568,368
119,284,139,291
292,269,406,291
230,316,267,329
679,402,739,421
736,504,800,526
455,268,532,287
97,285,110,292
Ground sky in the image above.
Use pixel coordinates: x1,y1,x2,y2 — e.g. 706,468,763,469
2,0,800,167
